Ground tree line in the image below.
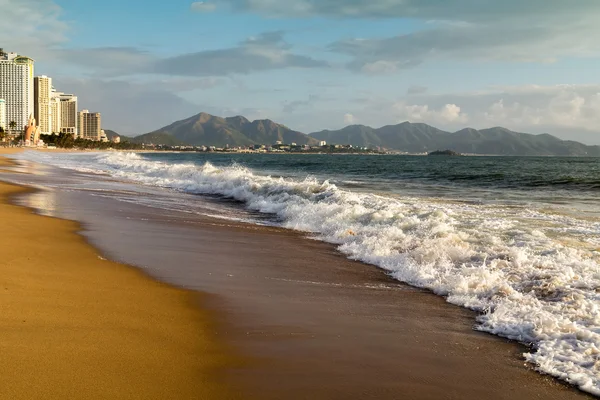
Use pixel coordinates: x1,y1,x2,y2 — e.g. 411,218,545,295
40,132,144,150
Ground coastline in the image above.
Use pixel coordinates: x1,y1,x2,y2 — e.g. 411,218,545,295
1,150,595,399
0,152,242,399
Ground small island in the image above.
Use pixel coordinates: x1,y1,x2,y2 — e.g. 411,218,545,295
428,149,462,156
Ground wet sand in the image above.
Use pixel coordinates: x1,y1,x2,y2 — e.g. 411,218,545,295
1,151,594,399
0,153,241,399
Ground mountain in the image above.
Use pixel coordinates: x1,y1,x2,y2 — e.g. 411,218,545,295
310,123,600,156
310,125,381,148
103,129,122,141
134,112,318,147
132,131,185,146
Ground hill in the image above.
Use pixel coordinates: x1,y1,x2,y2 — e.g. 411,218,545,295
310,123,600,156
103,129,122,141
132,131,185,146
134,112,318,147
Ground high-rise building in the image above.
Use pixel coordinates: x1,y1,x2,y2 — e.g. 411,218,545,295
34,75,52,134
59,93,78,137
49,91,62,134
78,110,101,140
0,48,34,133
0,99,6,130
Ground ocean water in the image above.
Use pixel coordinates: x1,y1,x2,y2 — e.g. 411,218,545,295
13,151,600,395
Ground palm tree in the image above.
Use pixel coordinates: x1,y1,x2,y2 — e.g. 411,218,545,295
8,121,16,131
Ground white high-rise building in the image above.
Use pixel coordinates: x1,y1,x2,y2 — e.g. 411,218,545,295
0,99,6,131
0,49,34,133
50,90,62,134
34,75,52,134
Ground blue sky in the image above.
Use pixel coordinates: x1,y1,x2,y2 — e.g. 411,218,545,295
4,0,600,144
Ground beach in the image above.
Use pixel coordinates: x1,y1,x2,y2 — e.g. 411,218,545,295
0,150,240,399
0,149,596,399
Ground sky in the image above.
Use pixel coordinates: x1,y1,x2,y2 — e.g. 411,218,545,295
3,0,600,144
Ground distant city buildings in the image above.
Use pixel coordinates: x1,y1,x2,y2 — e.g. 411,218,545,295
78,110,101,141
0,99,6,130
58,93,78,136
34,75,52,134
49,91,61,133
0,49,34,133
0,47,105,145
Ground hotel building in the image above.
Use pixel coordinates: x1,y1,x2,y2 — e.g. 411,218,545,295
0,99,6,130
34,75,52,134
0,49,34,132
49,92,61,133
59,93,78,136
78,110,101,140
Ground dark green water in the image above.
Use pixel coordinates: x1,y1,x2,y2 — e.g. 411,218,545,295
143,153,600,216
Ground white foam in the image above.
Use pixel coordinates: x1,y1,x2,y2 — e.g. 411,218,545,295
16,150,600,395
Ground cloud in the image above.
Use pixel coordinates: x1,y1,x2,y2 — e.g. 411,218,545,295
56,79,200,135
153,31,328,76
155,77,228,92
56,47,156,77
0,0,68,56
282,94,320,113
360,60,401,75
331,19,600,71
191,1,216,12
344,113,356,124
220,1,592,71
478,86,600,133
393,102,468,125
40,32,327,79
407,85,428,95
221,0,600,22
343,84,600,144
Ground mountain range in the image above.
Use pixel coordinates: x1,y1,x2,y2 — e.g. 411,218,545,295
132,112,317,147
310,123,600,156
128,112,600,156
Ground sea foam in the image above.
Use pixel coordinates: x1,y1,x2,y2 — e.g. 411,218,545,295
18,151,600,395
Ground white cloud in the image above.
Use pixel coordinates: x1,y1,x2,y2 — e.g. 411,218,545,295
191,2,217,12
480,87,600,134
344,113,356,124
343,84,600,144
0,0,68,56
392,102,468,125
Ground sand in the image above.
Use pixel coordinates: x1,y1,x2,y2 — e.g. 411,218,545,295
0,153,241,399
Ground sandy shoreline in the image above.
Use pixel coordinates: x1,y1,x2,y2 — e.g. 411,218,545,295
0,152,242,399
1,150,595,399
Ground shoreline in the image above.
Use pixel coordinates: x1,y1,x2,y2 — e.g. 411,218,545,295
1,150,595,399
0,152,244,399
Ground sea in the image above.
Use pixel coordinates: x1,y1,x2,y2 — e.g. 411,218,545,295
12,150,600,395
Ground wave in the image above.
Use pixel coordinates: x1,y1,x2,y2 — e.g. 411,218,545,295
21,151,600,395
